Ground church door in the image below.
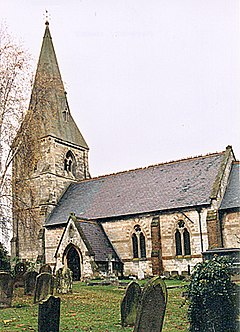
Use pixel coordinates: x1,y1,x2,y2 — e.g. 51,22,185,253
66,246,81,281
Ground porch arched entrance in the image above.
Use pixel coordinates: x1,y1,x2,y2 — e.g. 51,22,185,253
66,246,81,281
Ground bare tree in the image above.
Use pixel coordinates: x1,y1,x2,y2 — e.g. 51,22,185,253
11,53,65,259
1,22,67,260
0,23,32,245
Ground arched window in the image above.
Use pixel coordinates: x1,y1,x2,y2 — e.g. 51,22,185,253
175,220,191,257
140,232,146,258
183,228,191,255
132,225,146,259
132,234,138,258
64,151,76,176
175,229,182,256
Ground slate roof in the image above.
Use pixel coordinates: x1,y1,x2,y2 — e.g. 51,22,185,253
29,22,88,149
46,151,227,226
74,220,121,262
220,162,240,210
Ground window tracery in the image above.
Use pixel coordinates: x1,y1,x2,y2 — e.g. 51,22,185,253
132,225,146,259
64,150,76,176
175,220,191,257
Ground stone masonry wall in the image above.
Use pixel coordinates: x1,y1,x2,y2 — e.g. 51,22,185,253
44,226,65,270
12,135,89,262
101,215,152,277
222,210,240,248
101,208,209,276
159,209,208,274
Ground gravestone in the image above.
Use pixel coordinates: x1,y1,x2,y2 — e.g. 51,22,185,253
39,264,52,274
0,272,14,308
14,262,27,287
34,272,54,303
134,276,167,332
38,295,60,332
121,281,142,327
24,271,38,295
56,267,73,294
162,271,170,278
171,270,179,277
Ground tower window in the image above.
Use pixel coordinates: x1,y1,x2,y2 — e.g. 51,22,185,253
64,151,76,176
132,225,146,259
175,221,191,256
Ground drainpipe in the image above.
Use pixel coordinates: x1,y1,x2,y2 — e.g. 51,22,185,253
196,207,204,253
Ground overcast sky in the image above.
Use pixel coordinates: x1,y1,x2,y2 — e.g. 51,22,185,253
1,0,240,177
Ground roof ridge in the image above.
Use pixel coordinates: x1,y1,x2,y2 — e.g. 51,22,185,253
78,150,225,184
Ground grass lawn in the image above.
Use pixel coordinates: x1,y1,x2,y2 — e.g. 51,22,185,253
0,280,189,331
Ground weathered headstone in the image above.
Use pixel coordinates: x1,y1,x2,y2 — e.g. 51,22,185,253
134,276,167,332
14,261,27,287
0,272,14,308
24,271,38,295
162,271,170,279
39,264,52,274
171,270,179,277
121,281,142,327
38,295,60,332
34,272,54,303
55,267,73,294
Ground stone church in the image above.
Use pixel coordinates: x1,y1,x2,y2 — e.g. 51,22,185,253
11,22,240,280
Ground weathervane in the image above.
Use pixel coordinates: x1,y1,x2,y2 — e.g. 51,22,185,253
44,10,51,25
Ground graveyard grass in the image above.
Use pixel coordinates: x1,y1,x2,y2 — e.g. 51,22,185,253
0,280,188,331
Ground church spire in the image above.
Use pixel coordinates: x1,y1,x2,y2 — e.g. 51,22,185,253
30,22,88,149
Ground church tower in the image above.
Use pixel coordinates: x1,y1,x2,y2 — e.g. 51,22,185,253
11,22,89,263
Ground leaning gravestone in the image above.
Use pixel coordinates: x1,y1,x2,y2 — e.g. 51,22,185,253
39,264,52,274
56,267,73,294
24,271,38,295
134,276,167,332
0,272,14,308
121,281,142,327
34,272,54,303
38,295,60,332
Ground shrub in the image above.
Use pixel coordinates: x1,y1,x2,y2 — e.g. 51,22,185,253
0,242,11,271
188,256,239,332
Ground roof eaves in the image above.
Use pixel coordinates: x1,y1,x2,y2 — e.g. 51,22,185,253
92,202,211,222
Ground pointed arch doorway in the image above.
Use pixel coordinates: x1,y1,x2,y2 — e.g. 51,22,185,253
66,246,81,281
